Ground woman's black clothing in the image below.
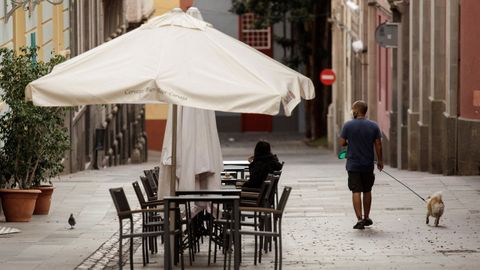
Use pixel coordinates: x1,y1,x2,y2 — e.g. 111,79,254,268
242,154,282,189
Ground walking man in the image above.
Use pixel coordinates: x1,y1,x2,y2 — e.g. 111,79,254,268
339,100,383,229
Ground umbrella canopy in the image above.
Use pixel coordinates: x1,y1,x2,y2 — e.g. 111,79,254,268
158,8,223,207
25,8,314,116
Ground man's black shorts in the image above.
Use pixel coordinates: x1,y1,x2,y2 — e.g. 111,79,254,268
348,171,375,192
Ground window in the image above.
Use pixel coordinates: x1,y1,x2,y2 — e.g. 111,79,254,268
239,13,271,50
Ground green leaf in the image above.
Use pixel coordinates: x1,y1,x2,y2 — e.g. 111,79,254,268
0,47,69,189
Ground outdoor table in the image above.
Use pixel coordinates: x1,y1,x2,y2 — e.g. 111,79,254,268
163,194,241,270
221,178,245,186
223,160,250,166
223,166,249,179
175,189,241,196
223,160,250,179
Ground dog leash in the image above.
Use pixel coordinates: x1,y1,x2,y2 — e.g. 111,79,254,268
381,169,426,202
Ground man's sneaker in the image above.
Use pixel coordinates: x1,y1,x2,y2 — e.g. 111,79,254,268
363,218,373,226
353,220,365,229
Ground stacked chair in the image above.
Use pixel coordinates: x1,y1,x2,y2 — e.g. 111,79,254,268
213,162,289,270
132,181,163,259
226,186,292,270
110,163,291,270
109,167,184,270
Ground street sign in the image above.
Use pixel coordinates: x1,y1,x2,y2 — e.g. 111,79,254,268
375,22,399,48
320,69,336,86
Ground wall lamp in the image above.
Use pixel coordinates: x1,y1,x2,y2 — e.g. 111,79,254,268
4,0,63,22
352,40,367,53
345,0,360,12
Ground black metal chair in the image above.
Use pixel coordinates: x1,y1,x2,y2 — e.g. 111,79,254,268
109,187,184,270
211,180,274,266
153,166,160,183
140,175,157,201
132,181,164,260
144,169,158,191
229,186,292,270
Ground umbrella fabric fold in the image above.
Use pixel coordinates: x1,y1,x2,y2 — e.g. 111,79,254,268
157,8,224,217
157,106,223,209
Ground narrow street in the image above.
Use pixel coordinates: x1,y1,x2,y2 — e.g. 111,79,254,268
0,134,479,269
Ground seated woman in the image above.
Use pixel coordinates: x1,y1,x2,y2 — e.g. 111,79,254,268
242,140,283,189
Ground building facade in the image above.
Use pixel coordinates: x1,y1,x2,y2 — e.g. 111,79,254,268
1,0,154,173
329,0,480,175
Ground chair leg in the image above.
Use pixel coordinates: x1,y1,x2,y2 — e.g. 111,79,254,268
208,206,214,265
279,220,283,270
266,214,272,253
223,226,228,270
274,218,278,270
130,238,134,270
227,233,232,270
186,203,195,264
274,236,278,270
150,235,155,254
254,212,258,265
119,237,123,270
258,213,264,263
154,235,158,253
142,237,146,266
214,222,219,263
179,228,186,270
188,218,194,265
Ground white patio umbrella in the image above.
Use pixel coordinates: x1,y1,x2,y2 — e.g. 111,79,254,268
25,8,315,194
157,8,223,215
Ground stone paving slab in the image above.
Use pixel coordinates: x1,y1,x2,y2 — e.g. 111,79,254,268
0,133,479,269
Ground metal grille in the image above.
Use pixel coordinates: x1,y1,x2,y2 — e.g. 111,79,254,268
240,13,271,50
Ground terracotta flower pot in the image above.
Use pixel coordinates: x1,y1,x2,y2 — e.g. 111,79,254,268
0,189,41,222
33,186,55,215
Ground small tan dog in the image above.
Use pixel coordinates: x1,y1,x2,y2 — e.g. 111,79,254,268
426,191,445,227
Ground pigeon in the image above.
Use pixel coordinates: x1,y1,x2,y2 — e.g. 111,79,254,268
68,213,76,229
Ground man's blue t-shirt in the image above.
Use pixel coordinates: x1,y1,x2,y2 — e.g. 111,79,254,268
340,118,381,172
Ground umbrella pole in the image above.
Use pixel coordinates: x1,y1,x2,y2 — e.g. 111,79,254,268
168,104,178,267
170,104,177,195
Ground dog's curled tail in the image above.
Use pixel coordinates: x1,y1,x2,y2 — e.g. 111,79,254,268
432,191,443,199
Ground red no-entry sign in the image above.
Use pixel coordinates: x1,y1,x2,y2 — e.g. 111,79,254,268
320,69,336,86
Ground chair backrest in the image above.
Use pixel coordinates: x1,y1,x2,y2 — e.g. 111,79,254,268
276,186,292,216
144,170,158,191
153,166,160,180
262,179,275,207
140,175,156,200
132,181,147,208
109,187,132,220
275,161,284,173
266,174,280,207
255,180,271,206
270,170,282,205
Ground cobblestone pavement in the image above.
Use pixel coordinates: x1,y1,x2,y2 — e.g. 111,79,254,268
75,215,142,270
0,133,479,270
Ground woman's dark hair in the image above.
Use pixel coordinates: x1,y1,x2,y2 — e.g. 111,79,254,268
254,140,271,159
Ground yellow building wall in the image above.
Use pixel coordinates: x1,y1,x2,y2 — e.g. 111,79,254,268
154,0,180,16
0,1,70,58
0,1,70,112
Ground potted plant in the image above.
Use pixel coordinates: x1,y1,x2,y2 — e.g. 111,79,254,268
0,47,69,221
